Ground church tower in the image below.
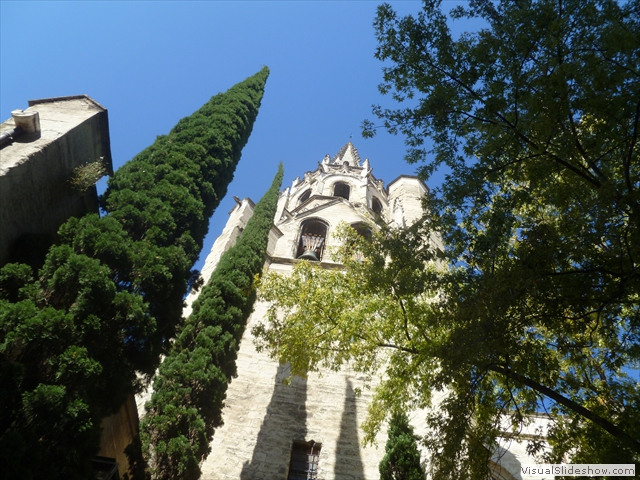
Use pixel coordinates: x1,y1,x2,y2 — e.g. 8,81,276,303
186,141,428,479
136,141,547,479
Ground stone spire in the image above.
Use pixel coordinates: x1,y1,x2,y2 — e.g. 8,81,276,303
332,141,361,167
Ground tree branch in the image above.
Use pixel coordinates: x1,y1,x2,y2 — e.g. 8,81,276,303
398,297,412,343
377,342,420,355
426,57,605,189
487,363,640,454
626,98,640,194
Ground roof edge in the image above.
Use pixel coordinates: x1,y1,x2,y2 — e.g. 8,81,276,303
28,95,106,110
387,174,429,194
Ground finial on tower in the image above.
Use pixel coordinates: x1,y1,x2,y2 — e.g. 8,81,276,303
332,139,362,166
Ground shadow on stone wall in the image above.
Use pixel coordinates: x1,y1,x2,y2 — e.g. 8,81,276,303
333,380,365,480
241,363,307,479
490,442,522,480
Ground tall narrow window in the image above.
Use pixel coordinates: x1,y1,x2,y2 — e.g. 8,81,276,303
352,222,373,241
333,182,350,200
350,222,372,263
371,197,383,215
296,219,328,261
287,441,321,480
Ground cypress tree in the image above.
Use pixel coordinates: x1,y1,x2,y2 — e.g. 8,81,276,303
100,65,271,368
0,67,269,479
379,411,425,480
140,164,284,480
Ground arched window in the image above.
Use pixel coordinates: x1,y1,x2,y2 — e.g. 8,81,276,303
333,182,350,200
351,222,373,241
371,197,383,215
298,189,311,205
348,222,372,263
296,219,328,261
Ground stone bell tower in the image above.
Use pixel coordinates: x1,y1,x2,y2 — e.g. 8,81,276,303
135,141,549,479
183,141,428,479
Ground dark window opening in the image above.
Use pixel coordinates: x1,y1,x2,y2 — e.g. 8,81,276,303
296,220,328,261
333,182,350,200
352,222,373,241
371,197,383,215
298,190,311,205
287,440,321,480
350,223,372,263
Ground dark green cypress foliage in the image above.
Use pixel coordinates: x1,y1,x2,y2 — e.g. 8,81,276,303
140,164,284,480
102,65,271,366
0,68,269,479
379,411,426,480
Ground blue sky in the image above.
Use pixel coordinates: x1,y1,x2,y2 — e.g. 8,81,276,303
1,0,468,271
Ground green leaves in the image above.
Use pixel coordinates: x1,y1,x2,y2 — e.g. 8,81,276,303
141,164,283,480
254,223,445,430
260,1,639,473
1,67,270,478
379,410,425,480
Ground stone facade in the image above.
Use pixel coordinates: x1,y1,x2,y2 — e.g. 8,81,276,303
0,95,113,266
142,142,552,479
159,142,424,479
0,96,138,479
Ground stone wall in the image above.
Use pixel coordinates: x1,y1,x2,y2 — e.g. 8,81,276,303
0,96,139,476
99,395,140,479
0,95,112,266
201,287,388,480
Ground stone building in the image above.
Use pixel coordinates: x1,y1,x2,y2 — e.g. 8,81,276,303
0,95,113,267
0,96,136,480
195,141,427,479
158,141,550,480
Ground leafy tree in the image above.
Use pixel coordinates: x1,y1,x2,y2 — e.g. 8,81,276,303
140,164,284,480
379,410,425,480
363,0,640,468
0,67,269,479
255,1,640,474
